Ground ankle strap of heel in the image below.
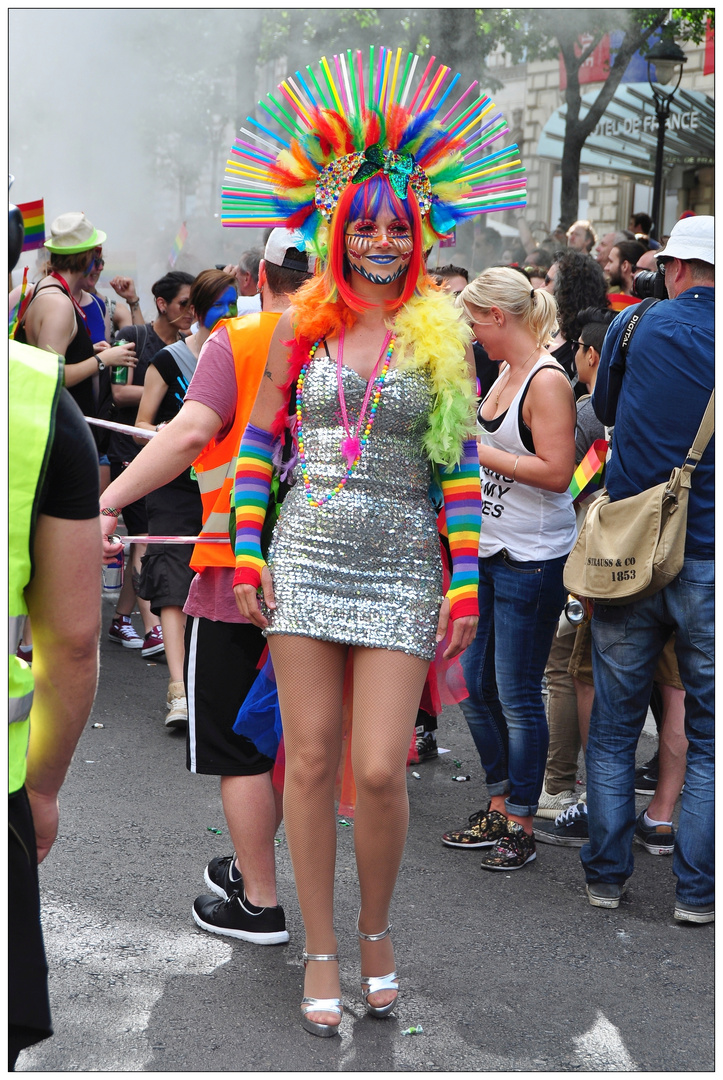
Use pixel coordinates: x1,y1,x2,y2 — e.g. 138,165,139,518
357,910,391,941
302,951,339,963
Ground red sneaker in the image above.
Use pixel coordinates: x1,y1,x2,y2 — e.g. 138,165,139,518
141,624,165,658
108,616,143,649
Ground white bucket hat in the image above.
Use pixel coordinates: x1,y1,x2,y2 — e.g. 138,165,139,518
44,211,107,253
659,215,714,266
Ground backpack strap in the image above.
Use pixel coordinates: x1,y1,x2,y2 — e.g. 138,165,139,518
683,391,715,473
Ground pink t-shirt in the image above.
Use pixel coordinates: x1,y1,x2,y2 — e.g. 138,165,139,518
183,326,246,624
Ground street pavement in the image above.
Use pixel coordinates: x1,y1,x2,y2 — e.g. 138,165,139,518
17,608,714,1073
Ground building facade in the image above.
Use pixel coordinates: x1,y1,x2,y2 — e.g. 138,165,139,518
450,29,714,271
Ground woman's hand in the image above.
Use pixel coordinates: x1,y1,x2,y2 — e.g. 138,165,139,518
98,341,137,368
233,565,276,629
109,276,139,303
436,598,478,659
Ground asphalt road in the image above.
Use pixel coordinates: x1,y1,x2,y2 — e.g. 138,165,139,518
16,605,714,1073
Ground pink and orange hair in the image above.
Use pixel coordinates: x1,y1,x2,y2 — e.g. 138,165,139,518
292,172,425,344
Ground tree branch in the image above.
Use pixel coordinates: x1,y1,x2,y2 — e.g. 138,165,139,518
566,11,669,137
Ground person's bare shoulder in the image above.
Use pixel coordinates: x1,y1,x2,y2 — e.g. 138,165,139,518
25,279,75,334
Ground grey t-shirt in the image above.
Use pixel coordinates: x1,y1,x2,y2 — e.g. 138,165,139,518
575,394,605,465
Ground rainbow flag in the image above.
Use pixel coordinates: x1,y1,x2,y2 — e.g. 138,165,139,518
607,292,640,313
17,198,45,250
168,221,188,267
569,439,608,503
8,267,29,339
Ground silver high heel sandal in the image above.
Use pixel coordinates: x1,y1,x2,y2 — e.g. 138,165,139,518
300,952,342,1038
357,913,399,1018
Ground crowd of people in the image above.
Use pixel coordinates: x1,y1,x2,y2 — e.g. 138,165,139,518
9,153,713,1063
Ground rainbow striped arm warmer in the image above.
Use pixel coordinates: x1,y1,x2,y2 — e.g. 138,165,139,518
232,423,275,590
439,438,481,619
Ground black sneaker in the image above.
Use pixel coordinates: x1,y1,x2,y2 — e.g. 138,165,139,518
533,801,589,847
442,806,509,848
586,881,627,909
634,751,659,795
674,900,714,924
204,853,243,900
478,820,537,871
415,730,439,762
633,810,675,855
192,892,289,944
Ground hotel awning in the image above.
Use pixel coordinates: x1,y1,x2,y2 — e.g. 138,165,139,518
537,83,714,180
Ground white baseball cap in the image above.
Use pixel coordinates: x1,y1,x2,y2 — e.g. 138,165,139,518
264,228,316,273
659,215,714,266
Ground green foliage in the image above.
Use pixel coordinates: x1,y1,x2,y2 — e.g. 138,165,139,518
126,7,714,240
466,7,712,225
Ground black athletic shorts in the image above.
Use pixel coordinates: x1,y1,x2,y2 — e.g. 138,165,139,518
138,484,202,615
8,788,53,1068
184,616,273,776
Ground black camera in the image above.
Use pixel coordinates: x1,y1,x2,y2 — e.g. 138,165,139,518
632,269,668,300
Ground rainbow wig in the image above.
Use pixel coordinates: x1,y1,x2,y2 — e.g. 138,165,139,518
222,46,526,261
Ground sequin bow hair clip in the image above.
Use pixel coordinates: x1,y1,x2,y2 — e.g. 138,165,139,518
221,45,527,256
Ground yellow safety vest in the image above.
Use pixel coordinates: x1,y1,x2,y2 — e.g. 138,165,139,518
9,341,63,794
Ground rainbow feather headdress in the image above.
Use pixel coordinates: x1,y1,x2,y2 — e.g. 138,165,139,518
222,45,527,253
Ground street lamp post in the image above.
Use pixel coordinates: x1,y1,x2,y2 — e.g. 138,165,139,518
645,37,687,241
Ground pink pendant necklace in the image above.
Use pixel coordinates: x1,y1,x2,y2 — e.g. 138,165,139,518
336,325,393,467
296,328,395,508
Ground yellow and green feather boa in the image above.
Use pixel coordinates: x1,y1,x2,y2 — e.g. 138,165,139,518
393,285,476,469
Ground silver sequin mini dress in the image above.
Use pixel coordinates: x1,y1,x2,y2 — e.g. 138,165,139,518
263,355,443,660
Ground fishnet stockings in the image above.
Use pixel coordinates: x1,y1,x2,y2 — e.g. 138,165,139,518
268,635,429,1009
268,635,347,957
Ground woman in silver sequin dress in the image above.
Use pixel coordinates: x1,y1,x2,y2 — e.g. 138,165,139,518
234,174,480,1037
264,346,444,657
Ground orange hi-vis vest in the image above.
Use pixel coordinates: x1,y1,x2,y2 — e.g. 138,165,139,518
190,312,281,572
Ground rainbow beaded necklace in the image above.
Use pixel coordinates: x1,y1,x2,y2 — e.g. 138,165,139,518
296,328,395,508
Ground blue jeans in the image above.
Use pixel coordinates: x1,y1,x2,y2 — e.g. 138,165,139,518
580,558,714,907
460,551,567,816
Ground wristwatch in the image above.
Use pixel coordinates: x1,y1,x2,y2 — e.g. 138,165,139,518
96,356,106,371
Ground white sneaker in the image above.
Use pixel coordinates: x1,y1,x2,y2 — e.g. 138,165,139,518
535,787,577,819
166,681,188,728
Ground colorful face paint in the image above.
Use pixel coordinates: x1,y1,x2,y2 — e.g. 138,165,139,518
203,286,238,329
345,212,413,285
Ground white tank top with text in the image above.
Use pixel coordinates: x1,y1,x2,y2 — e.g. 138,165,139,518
476,357,577,561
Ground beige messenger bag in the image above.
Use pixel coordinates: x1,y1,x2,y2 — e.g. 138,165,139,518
563,391,714,606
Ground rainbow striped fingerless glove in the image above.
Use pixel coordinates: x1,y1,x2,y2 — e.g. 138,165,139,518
233,423,275,590
439,438,481,620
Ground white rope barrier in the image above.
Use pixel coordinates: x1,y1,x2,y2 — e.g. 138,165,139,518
84,416,156,440
120,535,228,545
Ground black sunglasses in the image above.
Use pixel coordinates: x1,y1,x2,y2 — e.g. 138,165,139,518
656,258,672,275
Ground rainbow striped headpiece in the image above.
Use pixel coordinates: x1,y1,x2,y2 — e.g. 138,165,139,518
222,45,527,254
